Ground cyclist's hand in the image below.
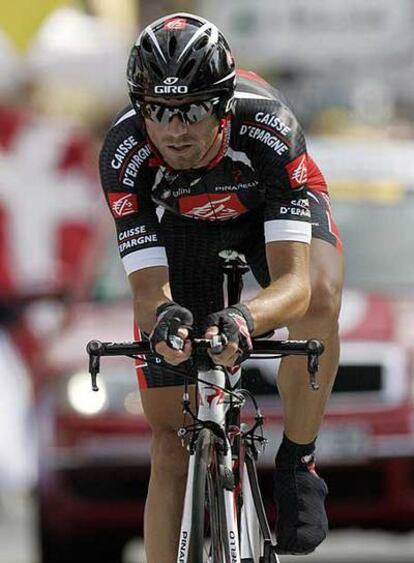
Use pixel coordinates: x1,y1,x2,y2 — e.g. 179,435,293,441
204,304,254,367
150,302,193,365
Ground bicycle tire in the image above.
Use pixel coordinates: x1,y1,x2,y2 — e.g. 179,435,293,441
189,427,228,563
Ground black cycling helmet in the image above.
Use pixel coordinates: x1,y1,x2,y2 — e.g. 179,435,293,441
127,13,236,119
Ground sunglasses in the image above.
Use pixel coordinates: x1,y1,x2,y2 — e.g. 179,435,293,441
140,97,220,125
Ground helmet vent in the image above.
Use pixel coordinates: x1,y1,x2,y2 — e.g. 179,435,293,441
194,35,209,51
142,36,153,53
168,36,177,57
179,58,196,79
149,62,163,79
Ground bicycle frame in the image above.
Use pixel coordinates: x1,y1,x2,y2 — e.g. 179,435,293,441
86,335,322,563
178,365,241,563
177,364,283,563
177,252,276,563
86,250,323,563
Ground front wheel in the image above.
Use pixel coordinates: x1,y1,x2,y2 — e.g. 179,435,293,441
189,428,228,563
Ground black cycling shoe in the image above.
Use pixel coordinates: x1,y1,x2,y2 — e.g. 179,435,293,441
274,449,329,555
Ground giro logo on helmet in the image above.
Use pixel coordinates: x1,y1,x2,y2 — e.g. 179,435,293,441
163,77,179,85
154,84,189,94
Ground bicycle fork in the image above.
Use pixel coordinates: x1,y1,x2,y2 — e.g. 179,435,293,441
177,367,241,563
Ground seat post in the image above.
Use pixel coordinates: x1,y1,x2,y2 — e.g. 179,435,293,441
219,250,250,306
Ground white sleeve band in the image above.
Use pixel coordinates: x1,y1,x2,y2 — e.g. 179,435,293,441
122,247,168,275
264,220,312,244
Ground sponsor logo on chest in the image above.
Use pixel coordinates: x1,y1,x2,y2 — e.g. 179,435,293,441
178,193,248,220
215,180,258,192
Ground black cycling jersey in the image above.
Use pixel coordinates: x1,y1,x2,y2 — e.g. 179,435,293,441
99,73,330,276
99,73,341,387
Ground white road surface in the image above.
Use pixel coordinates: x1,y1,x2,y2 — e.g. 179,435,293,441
1,493,413,563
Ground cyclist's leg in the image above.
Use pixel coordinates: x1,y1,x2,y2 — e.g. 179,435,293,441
133,323,197,563
272,235,342,554
277,240,343,440
246,191,343,554
273,192,343,554
139,378,196,563
142,211,257,561
246,192,343,441
137,213,227,563
277,191,344,442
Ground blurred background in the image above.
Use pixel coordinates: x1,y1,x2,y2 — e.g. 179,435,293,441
1,1,414,562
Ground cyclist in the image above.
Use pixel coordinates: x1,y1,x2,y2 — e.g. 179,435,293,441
99,13,344,562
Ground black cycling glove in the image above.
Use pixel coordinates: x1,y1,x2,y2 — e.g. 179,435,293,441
205,303,254,362
150,302,193,354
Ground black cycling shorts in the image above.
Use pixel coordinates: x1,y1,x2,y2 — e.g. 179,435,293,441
134,189,342,389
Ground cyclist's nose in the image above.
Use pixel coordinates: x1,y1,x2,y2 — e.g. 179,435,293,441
167,114,188,136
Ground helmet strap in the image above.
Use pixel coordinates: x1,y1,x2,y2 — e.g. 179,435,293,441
206,116,231,169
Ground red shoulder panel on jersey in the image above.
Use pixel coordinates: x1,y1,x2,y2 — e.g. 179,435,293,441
236,69,269,85
307,155,328,193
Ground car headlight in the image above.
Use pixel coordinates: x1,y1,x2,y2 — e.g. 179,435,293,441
67,371,108,415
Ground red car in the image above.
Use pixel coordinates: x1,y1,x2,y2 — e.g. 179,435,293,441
35,186,414,561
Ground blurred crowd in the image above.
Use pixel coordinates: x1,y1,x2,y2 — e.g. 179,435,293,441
0,0,132,507
1,0,414,511
0,0,194,510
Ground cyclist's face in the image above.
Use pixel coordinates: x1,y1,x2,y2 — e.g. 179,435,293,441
143,97,221,170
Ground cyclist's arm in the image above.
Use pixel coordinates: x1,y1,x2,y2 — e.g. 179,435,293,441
242,99,312,336
99,115,172,334
129,267,193,364
128,266,172,334
245,240,311,336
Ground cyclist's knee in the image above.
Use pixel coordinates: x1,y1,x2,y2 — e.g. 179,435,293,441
307,275,342,323
150,429,189,480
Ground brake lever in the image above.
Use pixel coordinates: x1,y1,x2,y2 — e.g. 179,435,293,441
167,317,189,351
89,355,100,391
167,317,193,350
210,333,228,354
169,334,185,351
306,339,324,391
307,355,319,391
86,340,103,391
208,316,229,355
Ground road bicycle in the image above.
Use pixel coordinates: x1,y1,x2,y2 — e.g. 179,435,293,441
86,251,324,562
